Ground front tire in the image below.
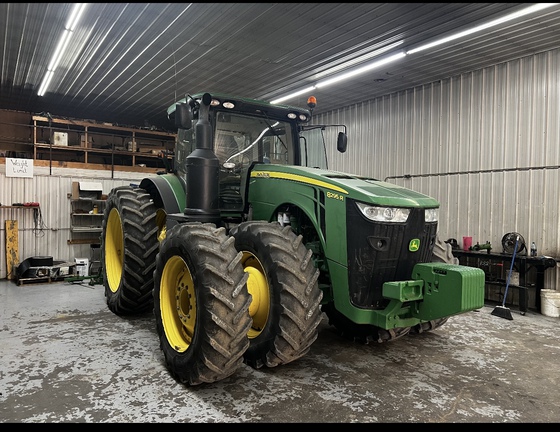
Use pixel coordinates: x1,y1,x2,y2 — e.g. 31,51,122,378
154,223,252,385
230,221,323,369
432,235,459,264
101,186,159,315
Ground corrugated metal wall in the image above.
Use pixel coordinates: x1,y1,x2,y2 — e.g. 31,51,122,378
316,48,560,291
0,165,154,279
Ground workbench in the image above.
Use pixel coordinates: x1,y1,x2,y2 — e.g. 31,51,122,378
452,250,557,313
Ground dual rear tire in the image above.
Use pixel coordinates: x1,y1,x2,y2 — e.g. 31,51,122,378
102,188,324,385
102,186,159,314
153,221,323,384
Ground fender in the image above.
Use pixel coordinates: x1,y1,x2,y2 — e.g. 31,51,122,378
139,174,186,214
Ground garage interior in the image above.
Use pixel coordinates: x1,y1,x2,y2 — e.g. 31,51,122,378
1,3,560,423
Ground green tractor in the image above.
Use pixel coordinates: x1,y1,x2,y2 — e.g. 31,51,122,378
101,92,485,385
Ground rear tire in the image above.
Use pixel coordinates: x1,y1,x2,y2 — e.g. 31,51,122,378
230,221,323,369
101,186,159,315
154,223,252,385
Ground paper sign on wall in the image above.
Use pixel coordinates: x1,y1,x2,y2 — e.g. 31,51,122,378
6,158,34,178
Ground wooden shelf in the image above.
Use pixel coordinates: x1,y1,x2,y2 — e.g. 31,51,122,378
67,238,101,245
70,226,103,233
32,115,175,137
69,198,105,245
31,115,176,172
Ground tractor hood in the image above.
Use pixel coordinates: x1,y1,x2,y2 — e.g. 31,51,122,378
250,165,439,208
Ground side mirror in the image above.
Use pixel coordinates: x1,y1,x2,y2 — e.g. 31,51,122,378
337,132,347,153
175,102,192,129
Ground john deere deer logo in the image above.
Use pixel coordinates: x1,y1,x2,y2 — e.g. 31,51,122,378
409,239,420,252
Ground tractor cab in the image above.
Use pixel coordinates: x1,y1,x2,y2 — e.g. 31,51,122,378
168,93,348,216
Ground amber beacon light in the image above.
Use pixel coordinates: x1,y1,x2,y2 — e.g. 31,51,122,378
307,96,317,109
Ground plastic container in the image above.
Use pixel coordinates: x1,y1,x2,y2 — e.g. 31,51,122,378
75,258,89,277
463,236,472,251
540,289,560,317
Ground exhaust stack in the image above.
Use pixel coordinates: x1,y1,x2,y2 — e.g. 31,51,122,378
183,93,221,224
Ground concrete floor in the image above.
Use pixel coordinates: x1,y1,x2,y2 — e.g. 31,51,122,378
1,277,559,423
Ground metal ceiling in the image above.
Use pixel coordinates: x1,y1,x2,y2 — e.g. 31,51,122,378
1,3,560,130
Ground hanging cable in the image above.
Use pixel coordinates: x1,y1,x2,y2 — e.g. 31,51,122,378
32,207,49,237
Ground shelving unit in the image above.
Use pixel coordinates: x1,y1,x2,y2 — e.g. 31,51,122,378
31,115,176,172
68,198,106,245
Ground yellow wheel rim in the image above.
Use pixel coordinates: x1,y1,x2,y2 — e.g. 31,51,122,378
105,208,124,293
242,252,269,339
156,209,167,242
160,255,196,353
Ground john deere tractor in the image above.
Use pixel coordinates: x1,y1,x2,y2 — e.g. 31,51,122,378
101,92,485,385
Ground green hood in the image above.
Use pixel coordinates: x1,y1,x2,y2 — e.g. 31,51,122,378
250,165,439,208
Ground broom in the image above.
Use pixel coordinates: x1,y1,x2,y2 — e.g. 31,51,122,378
491,235,519,320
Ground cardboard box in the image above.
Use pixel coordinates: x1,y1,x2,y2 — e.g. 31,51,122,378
80,135,93,147
58,265,71,277
54,131,68,146
75,258,89,277
72,181,103,200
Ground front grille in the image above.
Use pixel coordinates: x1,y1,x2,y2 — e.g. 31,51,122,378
346,200,437,308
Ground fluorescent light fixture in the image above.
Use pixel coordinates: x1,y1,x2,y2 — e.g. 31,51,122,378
407,3,558,55
269,3,558,105
271,52,405,104
314,40,404,80
271,86,317,105
37,3,87,96
37,71,55,97
46,30,71,71
316,52,406,89
67,3,87,31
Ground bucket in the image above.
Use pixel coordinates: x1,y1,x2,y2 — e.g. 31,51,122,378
463,236,472,251
540,289,560,318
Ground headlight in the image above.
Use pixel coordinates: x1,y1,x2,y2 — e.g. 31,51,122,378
356,202,410,223
425,208,439,222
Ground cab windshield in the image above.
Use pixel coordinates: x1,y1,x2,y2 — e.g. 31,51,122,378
175,111,295,181
214,112,294,169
